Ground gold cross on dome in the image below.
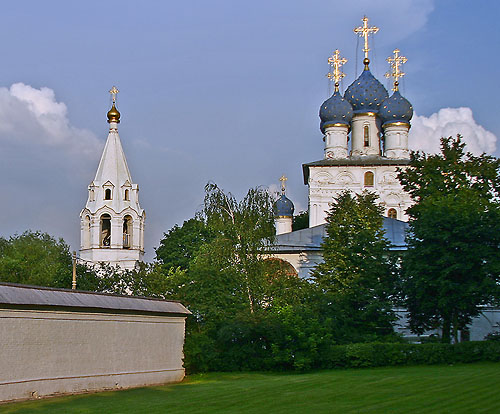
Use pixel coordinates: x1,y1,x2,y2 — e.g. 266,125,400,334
279,175,287,194
327,49,347,91
109,86,119,103
385,49,407,91
353,16,379,60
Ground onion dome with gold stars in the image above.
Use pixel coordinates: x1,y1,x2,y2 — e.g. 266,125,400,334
379,89,413,126
344,61,388,114
319,91,353,133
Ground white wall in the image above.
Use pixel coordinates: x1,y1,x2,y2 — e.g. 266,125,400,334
0,308,186,402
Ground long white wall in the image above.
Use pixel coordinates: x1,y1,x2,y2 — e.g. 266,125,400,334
0,308,186,402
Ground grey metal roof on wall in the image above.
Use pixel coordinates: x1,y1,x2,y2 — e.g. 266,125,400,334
272,216,408,253
0,283,190,316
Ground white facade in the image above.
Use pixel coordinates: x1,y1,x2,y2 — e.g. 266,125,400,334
306,161,413,226
80,103,145,270
306,110,412,228
275,217,293,236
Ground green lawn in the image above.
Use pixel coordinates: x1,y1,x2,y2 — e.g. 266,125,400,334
1,363,499,413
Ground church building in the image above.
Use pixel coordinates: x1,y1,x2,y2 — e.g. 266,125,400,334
79,87,145,270
272,17,412,277
306,17,413,227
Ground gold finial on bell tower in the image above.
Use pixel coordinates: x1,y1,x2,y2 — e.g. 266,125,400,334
326,49,347,92
107,86,121,123
385,49,407,91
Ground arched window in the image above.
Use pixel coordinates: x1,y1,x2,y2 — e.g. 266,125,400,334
104,188,112,200
90,189,95,201
364,125,369,147
124,189,130,201
387,208,397,219
364,171,374,187
123,215,132,248
100,214,111,247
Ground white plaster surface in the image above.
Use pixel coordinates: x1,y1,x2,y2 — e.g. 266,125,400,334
0,309,186,402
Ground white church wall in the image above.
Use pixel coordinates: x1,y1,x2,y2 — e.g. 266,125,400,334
308,164,413,227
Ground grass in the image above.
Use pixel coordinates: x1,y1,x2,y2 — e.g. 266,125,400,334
1,363,499,413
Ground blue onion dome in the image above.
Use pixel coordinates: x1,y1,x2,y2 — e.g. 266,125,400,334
319,90,353,133
345,68,388,113
274,194,294,217
379,89,413,126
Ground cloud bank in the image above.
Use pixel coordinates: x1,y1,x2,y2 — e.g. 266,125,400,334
409,107,497,155
0,83,101,158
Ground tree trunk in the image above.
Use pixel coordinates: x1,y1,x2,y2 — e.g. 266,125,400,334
441,317,451,343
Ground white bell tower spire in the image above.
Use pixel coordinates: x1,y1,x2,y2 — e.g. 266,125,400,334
80,87,145,270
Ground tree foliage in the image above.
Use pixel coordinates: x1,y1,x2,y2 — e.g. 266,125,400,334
0,231,73,288
398,136,500,343
155,217,213,270
312,191,397,342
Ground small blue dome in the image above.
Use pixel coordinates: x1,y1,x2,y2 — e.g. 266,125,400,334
345,69,388,113
319,91,353,133
274,194,294,217
379,90,413,126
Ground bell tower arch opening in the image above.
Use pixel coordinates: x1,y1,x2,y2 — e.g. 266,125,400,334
123,215,132,249
100,214,111,247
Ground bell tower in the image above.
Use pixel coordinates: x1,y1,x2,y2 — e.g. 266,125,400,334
80,87,145,270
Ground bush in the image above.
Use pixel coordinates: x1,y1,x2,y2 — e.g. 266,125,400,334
323,341,500,370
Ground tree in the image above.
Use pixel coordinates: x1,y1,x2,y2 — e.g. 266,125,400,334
155,217,213,270
0,231,73,288
311,191,397,342
292,211,309,231
398,136,500,343
200,182,276,314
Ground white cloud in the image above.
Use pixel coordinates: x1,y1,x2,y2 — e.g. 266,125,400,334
0,83,101,158
409,107,497,155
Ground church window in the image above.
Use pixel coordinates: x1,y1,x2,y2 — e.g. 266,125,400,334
90,189,95,201
387,208,397,219
124,189,129,201
364,125,369,147
100,214,111,247
364,171,374,187
104,189,112,200
123,215,132,248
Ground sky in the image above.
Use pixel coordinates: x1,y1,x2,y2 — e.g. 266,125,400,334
0,0,499,260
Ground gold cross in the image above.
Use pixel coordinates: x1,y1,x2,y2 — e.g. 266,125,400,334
353,16,379,60
279,175,287,194
326,49,347,92
109,86,119,104
385,49,407,91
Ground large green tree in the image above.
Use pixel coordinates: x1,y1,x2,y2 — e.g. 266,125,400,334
312,191,397,342
0,231,73,288
398,136,500,343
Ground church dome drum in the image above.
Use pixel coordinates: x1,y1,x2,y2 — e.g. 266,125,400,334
274,194,294,217
379,90,413,126
345,69,388,113
319,91,353,133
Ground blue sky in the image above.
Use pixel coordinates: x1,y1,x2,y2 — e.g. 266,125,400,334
0,0,498,259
